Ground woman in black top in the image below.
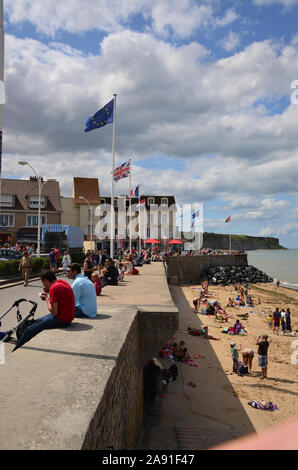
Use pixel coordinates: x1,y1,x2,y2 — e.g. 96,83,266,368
84,253,96,280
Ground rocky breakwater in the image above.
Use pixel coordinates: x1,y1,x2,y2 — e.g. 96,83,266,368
205,265,273,285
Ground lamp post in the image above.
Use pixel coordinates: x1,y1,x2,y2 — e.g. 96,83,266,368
18,161,44,257
79,196,93,253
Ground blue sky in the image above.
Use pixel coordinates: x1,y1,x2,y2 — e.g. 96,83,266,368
2,0,298,247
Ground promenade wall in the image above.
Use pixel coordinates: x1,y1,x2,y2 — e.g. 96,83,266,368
0,263,178,450
167,254,248,285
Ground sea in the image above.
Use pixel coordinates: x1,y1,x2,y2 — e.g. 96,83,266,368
247,249,298,291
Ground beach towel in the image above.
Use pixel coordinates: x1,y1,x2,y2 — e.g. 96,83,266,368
248,400,278,411
184,359,198,368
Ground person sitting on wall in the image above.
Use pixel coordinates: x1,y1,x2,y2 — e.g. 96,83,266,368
101,258,119,287
66,263,97,318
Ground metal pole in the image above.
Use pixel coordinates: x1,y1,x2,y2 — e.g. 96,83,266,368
0,0,4,227
129,159,132,253
37,176,41,257
111,93,117,260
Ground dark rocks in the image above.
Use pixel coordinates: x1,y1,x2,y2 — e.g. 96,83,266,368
205,265,273,285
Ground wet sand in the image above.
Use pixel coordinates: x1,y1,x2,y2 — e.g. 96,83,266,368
140,282,298,450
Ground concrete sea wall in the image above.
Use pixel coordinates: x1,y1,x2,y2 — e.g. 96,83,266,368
0,263,178,450
167,254,248,285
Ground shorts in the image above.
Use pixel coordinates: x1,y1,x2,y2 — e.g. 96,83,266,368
258,355,268,368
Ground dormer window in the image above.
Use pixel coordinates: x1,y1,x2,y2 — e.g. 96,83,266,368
29,195,46,209
148,197,155,205
161,198,168,206
0,195,14,207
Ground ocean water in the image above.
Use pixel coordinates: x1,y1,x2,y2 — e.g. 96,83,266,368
247,249,298,289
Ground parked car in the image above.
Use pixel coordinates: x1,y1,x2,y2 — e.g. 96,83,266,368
0,249,22,261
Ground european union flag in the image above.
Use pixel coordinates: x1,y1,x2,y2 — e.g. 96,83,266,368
84,98,114,132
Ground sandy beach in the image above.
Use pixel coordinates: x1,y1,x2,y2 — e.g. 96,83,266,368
141,281,298,450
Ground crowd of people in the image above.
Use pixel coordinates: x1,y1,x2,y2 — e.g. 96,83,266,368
189,278,295,380
9,245,168,350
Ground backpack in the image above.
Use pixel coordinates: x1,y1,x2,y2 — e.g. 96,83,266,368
16,318,36,340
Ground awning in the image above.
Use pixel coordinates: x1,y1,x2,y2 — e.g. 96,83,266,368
41,224,84,248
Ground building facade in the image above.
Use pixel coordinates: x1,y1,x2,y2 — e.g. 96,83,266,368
0,177,62,246
61,177,177,253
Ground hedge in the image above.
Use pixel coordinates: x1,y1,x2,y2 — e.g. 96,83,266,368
0,254,86,277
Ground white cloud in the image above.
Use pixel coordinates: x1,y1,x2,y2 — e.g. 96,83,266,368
253,0,298,8
4,0,223,39
213,9,239,28
219,31,241,52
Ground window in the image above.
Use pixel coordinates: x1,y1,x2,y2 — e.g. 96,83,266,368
26,215,47,227
100,199,106,205
161,214,168,225
148,197,155,205
0,214,14,227
29,195,46,209
146,228,150,238
114,199,118,207
161,198,168,206
0,195,14,207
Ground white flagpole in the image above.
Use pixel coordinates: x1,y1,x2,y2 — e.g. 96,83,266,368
110,93,117,260
0,1,4,224
138,188,141,253
129,159,132,253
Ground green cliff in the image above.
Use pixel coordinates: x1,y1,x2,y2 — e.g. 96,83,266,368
201,233,285,250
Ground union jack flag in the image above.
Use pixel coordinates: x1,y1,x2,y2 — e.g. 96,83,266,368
113,161,130,182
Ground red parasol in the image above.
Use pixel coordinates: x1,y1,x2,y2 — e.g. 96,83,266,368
168,239,183,244
145,238,160,244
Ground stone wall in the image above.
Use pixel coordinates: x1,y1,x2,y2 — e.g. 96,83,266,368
167,254,248,285
0,263,178,451
82,304,179,450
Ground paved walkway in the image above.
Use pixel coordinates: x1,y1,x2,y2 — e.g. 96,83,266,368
0,262,174,450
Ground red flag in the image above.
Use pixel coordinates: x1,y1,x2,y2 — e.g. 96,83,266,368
225,216,231,223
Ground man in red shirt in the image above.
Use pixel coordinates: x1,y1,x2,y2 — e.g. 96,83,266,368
13,270,74,350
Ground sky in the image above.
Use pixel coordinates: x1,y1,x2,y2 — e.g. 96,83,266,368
2,0,298,248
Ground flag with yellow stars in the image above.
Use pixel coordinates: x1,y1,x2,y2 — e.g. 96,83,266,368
84,98,114,132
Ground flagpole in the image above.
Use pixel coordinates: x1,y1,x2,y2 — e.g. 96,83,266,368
229,233,231,251
111,93,117,260
0,1,4,225
129,158,132,253
138,189,141,253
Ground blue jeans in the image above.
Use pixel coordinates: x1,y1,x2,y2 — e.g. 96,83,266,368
74,306,88,318
16,313,71,349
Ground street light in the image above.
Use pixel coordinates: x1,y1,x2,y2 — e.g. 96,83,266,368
18,160,43,257
79,196,93,253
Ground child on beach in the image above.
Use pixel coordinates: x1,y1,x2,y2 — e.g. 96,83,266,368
268,313,273,331
230,342,242,373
